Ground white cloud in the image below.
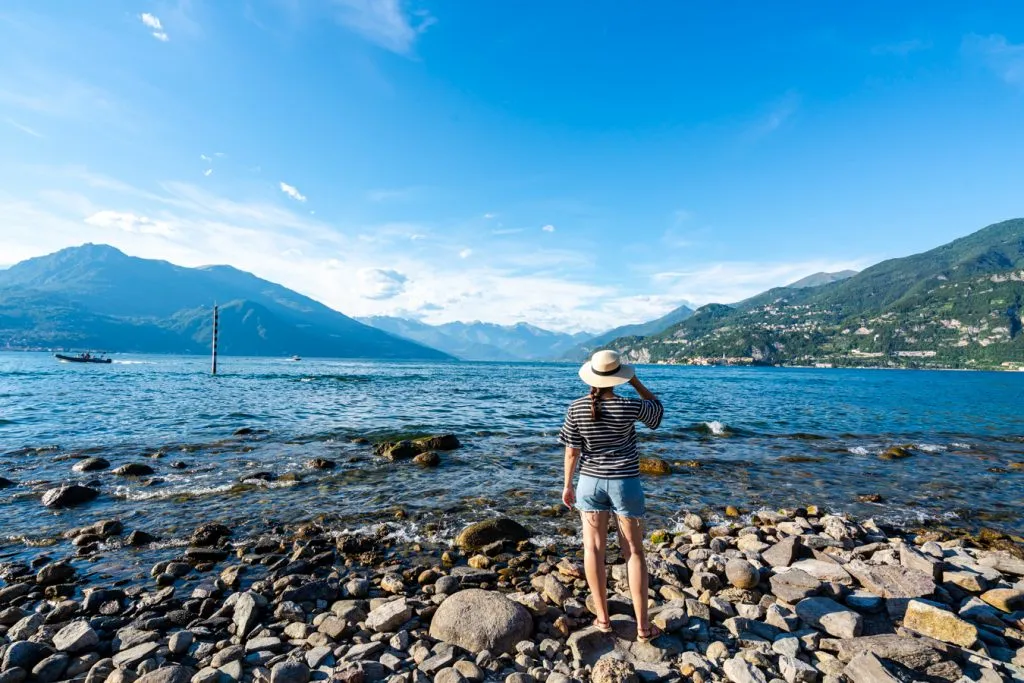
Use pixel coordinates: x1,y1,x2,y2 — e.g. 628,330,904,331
963,34,1024,87
329,0,435,55
458,248,472,259
358,268,408,299
279,181,306,202
84,210,174,236
483,212,497,219
203,169,213,177
200,154,211,162
139,13,169,41
5,119,43,138
541,224,555,232
747,91,800,140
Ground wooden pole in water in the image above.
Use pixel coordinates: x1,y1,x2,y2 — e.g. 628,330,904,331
211,304,219,375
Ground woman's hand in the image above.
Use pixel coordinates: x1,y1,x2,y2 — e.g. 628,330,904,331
562,484,576,509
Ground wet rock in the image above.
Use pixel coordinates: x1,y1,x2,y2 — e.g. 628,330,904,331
366,597,412,632
413,452,440,467
114,463,155,476
591,657,639,683
136,666,192,683
52,620,99,652
306,458,335,469
415,434,461,451
73,457,110,472
902,599,977,648
0,669,27,683
0,477,16,488
429,589,533,655
269,661,309,683
638,457,670,475
190,523,231,547
726,559,760,589
795,597,863,638
41,484,99,508
36,561,75,585
880,446,913,460
980,587,1024,612
127,530,157,546
378,441,421,461
455,518,532,551
770,569,822,603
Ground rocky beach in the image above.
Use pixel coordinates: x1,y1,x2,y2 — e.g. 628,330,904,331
2,480,1024,683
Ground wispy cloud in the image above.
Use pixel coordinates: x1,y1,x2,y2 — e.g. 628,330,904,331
963,33,1024,87
84,210,174,236
203,169,213,177
541,224,555,233
140,13,169,42
329,0,435,55
358,268,408,299
458,248,472,259
5,118,43,138
746,91,800,140
483,212,497,219
871,39,931,56
279,181,306,202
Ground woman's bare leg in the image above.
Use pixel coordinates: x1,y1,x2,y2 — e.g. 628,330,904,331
581,510,610,625
616,515,650,632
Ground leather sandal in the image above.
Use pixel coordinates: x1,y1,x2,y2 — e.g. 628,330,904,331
637,623,662,642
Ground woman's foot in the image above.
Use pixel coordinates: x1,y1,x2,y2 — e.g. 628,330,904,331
592,617,613,633
637,623,662,642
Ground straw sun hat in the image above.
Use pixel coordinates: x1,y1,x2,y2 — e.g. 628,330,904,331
579,349,635,388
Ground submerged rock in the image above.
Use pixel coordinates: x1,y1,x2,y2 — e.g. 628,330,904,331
413,451,440,467
415,434,461,451
72,457,110,472
638,457,671,475
190,523,231,547
113,463,155,476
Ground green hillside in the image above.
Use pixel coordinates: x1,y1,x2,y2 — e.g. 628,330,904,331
609,219,1024,370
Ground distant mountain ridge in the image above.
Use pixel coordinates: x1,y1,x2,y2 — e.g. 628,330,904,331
358,316,589,361
786,270,858,289
0,244,451,359
606,219,1024,370
561,303,695,361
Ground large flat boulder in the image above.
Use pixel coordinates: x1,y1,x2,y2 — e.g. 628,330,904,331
902,600,977,648
795,597,862,638
833,634,944,671
429,589,532,654
769,569,822,603
845,560,936,599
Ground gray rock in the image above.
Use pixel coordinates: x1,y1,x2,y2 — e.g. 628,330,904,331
429,589,532,655
778,656,817,683
74,457,110,472
843,652,900,683
902,599,978,648
434,576,460,595
41,484,99,508
898,545,942,581
762,536,802,568
433,668,467,683
3,641,53,671
218,661,243,682
343,642,385,662
0,669,27,683
722,655,767,683
32,654,70,683
543,574,571,607
789,559,853,585
136,666,193,683
455,518,531,551
832,634,943,671
9,613,43,640
566,627,617,666
795,597,862,639
270,661,309,683
53,620,99,653
232,593,260,638
591,657,638,683
191,667,220,683
366,598,413,633
168,631,194,655
113,642,160,669
726,559,760,590
85,658,115,683
770,569,822,603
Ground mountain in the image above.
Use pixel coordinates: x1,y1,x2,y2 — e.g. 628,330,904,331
606,219,1024,370
357,317,588,361
561,303,695,361
0,244,451,359
786,270,858,289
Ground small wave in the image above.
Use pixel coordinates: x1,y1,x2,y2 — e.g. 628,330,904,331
847,446,871,456
113,360,154,365
703,421,727,436
916,443,947,453
112,483,234,501
950,442,972,449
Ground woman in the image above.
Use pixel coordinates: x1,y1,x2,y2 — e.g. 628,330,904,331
559,349,664,641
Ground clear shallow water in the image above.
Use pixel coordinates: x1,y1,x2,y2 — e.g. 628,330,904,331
1,353,1023,570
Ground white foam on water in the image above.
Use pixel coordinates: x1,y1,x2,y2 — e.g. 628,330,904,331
113,360,155,365
847,446,871,456
916,443,947,453
705,421,727,435
111,483,234,501
950,442,972,449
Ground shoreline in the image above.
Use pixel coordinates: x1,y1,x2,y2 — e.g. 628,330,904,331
1,507,1022,683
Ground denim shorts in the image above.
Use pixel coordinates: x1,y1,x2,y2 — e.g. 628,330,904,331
576,475,645,518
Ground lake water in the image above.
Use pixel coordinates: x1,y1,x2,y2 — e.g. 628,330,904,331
1,353,1023,573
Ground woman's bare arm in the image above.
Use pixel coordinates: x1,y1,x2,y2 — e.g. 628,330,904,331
562,446,581,508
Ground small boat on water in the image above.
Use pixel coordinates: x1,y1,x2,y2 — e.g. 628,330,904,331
288,355,301,361
55,352,112,364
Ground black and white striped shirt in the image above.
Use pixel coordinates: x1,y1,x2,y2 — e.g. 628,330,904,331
558,395,664,479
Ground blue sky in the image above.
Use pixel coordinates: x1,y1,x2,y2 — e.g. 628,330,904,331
1,1,1022,332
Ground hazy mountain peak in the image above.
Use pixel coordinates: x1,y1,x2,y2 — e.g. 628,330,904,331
786,270,858,289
